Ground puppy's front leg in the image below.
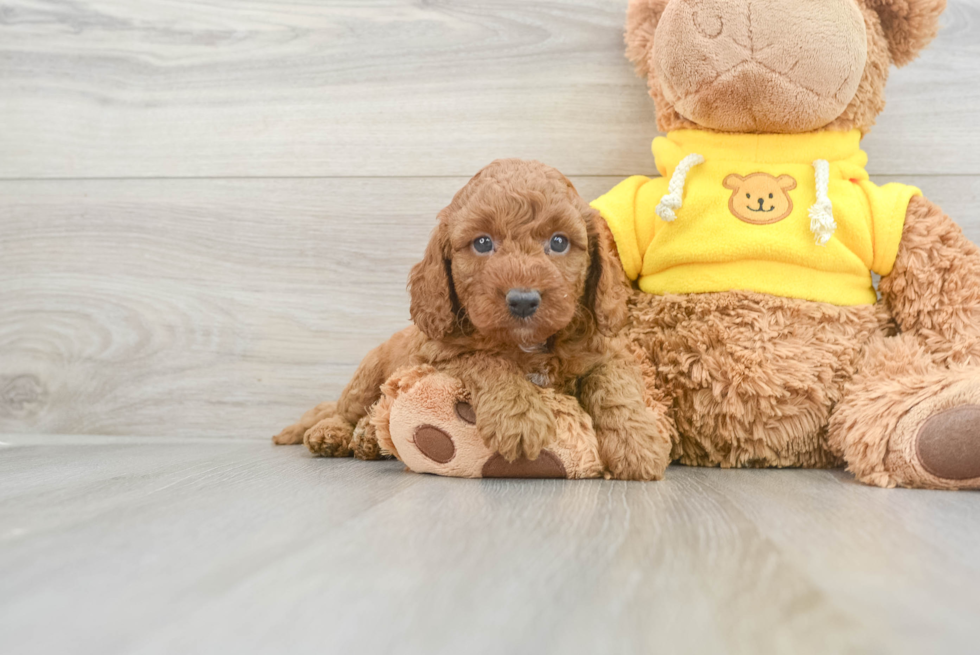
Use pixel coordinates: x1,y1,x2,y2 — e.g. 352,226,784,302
578,352,672,481
277,328,416,458
304,341,392,458
449,361,556,462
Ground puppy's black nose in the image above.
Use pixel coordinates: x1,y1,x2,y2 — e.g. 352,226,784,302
506,289,540,319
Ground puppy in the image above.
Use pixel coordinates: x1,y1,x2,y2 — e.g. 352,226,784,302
274,159,670,480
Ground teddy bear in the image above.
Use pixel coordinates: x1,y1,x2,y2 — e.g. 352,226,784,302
585,0,980,489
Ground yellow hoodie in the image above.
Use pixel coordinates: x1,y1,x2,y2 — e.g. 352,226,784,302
591,130,921,306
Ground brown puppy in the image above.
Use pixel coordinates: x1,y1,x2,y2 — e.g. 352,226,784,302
274,159,671,481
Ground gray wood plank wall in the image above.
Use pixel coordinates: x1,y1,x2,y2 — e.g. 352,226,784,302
2,0,979,440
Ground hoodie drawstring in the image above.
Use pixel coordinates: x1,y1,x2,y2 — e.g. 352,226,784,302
809,159,836,246
655,153,705,221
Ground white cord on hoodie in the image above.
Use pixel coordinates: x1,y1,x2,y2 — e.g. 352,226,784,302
656,153,705,221
809,159,836,246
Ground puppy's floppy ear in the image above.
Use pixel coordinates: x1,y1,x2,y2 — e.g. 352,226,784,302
866,0,945,67
584,209,630,336
625,0,672,78
408,216,462,340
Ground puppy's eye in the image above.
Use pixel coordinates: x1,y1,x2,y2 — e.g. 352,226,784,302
473,235,494,254
548,233,569,254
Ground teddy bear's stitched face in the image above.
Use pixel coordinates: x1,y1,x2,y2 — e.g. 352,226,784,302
653,0,867,133
723,173,797,224
626,0,946,135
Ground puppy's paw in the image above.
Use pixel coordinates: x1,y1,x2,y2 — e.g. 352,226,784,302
603,446,668,481
597,410,672,481
273,401,339,446
350,415,388,461
480,403,555,463
304,416,354,457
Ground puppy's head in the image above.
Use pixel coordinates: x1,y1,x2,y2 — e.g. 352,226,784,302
409,159,628,348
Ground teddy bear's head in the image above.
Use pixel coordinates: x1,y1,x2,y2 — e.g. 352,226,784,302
625,0,945,134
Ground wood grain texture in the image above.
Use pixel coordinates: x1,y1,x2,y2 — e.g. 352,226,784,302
3,2,980,652
0,0,978,179
2,175,977,439
1,435,979,655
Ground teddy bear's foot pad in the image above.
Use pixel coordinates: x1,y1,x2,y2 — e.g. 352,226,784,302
916,405,980,480
482,451,567,479
414,425,456,464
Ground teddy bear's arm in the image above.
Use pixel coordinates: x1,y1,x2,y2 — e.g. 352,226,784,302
879,195,980,367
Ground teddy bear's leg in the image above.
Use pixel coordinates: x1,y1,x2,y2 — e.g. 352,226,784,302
373,365,603,479
828,332,980,489
373,365,503,477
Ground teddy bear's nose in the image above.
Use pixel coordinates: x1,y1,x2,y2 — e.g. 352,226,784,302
757,197,766,209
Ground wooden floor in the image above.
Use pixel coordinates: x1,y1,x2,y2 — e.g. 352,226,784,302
3,1,980,652
2,434,979,655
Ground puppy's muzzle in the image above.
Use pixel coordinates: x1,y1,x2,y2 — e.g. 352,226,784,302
506,289,540,319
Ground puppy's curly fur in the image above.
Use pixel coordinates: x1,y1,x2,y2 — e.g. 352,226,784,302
274,159,671,481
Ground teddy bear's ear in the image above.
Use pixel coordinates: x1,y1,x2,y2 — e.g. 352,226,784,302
865,0,946,67
625,0,671,78
777,175,798,191
722,174,744,190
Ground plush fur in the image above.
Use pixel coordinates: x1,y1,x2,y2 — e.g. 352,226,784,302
619,0,980,489
274,159,672,481
624,290,887,469
879,196,980,368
